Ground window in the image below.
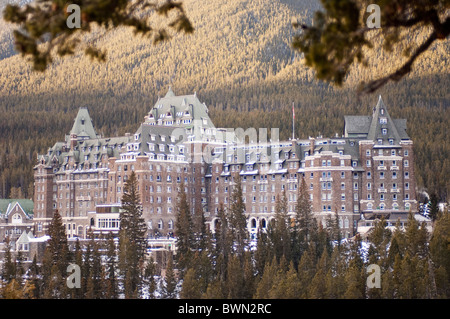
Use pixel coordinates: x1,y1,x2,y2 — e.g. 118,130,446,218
404,160,409,167
404,150,409,156
382,128,387,135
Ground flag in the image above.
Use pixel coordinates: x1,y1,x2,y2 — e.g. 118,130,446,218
292,102,295,119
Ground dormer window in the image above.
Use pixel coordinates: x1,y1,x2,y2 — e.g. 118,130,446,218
380,117,387,124
389,139,394,145
382,128,387,135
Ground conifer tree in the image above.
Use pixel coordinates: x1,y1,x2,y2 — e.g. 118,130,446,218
429,212,450,298
143,256,157,299
228,174,248,260
226,254,245,299
119,171,147,298
175,182,194,274
1,237,16,284
214,202,232,280
180,268,202,299
309,250,329,299
105,233,118,299
293,176,317,267
161,254,177,299
254,257,278,299
272,190,291,263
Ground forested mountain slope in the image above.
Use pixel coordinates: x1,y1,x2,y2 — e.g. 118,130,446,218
0,0,448,200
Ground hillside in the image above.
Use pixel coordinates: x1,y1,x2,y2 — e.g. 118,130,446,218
0,0,449,200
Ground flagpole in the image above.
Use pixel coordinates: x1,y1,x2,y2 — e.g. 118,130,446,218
292,102,295,140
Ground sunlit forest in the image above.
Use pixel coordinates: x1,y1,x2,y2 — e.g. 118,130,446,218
0,0,448,202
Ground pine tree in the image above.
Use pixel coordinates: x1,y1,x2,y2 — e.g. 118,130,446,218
228,174,248,260
214,202,232,280
293,176,317,267
429,212,450,298
175,182,194,274
105,233,118,299
119,171,147,298
272,190,291,263
1,237,16,284
309,250,329,299
43,210,70,298
143,256,157,299
161,254,177,299
180,268,202,299
226,254,245,299
254,257,278,299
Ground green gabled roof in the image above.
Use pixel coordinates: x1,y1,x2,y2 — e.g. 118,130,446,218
70,107,98,139
0,199,34,217
367,96,403,144
145,88,215,129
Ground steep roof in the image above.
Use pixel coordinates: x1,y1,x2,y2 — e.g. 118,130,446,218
0,199,34,217
344,96,409,143
69,107,98,140
145,88,215,129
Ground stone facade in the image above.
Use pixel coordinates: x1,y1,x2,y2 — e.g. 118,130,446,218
33,90,417,240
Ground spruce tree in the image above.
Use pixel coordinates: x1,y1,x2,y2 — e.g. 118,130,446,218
272,190,291,263
228,174,248,260
293,176,317,267
1,237,16,284
175,182,194,274
161,254,177,299
119,171,147,298
214,202,232,280
105,233,118,299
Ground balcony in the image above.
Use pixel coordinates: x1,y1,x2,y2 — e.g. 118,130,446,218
391,188,400,193
378,188,387,193
76,196,92,201
319,177,333,182
377,166,387,170
257,180,268,184
390,166,399,170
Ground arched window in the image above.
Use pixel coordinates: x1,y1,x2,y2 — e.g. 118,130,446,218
158,219,164,229
344,218,349,229
260,218,267,229
250,218,257,229
168,219,174,230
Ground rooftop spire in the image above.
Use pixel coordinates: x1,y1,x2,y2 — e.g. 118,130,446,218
165,86,175,98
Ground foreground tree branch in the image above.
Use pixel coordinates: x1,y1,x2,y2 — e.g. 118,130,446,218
292,0,450,94
3,0,194,71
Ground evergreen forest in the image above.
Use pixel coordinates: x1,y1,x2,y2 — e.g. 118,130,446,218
0,0,449,204
1,172,449,299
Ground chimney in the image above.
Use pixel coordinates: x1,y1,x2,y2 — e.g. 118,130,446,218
70,133,77,150
309,137,315,155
